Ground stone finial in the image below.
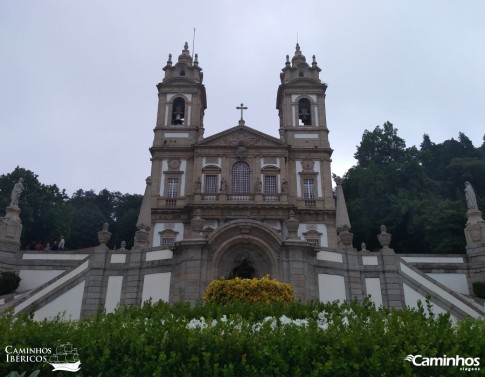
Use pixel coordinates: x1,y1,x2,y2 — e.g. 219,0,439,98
177,42,192,63
291,43,306,65
190,209,204,237
285,54,290,67
377,225,391,248
337,224,354,250
285,210,300,239
97,223,112,246
194,53,199,67
167,53,172,67
120,241,126,250
134,223,150,247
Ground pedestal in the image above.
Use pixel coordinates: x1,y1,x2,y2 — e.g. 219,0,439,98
465,210,485,246
0,206,22,242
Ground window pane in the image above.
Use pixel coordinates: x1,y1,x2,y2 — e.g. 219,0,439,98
232,162,250,193
264,175,277,194
205,175,218,193
161,237,175,248
303,179,315,199
167,178,178,198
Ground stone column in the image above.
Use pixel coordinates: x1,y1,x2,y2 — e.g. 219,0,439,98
169,239,208,304
80,223,112,317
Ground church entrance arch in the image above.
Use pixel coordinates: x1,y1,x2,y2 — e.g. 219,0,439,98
217,242,272,279
207,220,282,281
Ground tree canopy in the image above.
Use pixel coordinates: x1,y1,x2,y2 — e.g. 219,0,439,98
0,167,142,250
343,123,485,253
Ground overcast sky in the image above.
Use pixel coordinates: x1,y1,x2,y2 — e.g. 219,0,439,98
1,1,484,196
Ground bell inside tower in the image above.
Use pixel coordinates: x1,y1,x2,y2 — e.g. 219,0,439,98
298,98,312,126
172,97,185,125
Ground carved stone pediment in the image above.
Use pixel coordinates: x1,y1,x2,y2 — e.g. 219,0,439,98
196,125,287,148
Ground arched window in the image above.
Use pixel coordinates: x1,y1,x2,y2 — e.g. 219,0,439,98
172,97,185,125
232,161,250,193
298,98,312,126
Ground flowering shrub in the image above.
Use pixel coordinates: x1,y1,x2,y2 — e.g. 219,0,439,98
203,276,294,304
0,300,484,376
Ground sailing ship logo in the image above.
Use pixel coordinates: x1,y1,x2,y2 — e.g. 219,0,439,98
48,342,81,372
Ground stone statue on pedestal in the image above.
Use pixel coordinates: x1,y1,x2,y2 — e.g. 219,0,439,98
465,181,478,211
10,178,24,207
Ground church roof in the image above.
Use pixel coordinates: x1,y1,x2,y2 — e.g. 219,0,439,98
196,124,287,148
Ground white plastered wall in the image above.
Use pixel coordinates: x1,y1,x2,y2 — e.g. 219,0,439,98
105,276,123,313
318,274,346,302
365,278,383,307
18,269,64,291
33,281,85,321
142,272,171,304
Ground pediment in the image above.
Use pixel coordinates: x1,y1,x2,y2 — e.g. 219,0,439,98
196,125,286,148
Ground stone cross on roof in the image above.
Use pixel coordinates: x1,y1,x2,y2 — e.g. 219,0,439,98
236,103,248,126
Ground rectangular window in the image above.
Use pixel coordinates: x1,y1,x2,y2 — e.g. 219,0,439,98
306,238,320,246
303,179,315,199
303,178,316,207
161,237,175,248
205,175,218,193
264,176,277,194
167,178,179,198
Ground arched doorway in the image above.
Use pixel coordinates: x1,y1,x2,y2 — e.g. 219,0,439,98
207,220,282,281
217,242,273,279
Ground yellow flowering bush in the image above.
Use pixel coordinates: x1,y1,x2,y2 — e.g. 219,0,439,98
203,275,294,304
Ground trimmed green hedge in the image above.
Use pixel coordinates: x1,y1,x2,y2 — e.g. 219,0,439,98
0,299,484,376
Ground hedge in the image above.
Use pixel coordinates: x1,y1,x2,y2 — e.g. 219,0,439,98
0,299,484,376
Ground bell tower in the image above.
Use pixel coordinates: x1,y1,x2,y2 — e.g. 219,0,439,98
152,42,207,147
276,44,336,241
276,43,330,149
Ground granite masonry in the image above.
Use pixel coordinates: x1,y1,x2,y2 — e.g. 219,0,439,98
1,44,484,320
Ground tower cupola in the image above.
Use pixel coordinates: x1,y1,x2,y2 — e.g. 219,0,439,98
162,42,203,84
280,44,322,84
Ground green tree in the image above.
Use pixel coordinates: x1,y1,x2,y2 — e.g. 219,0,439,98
344,122,427,252
0,167,71,248
343,125,481,253
68,189,107,250
67,189,142,250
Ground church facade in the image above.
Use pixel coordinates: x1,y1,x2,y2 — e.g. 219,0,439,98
142,42,335,302
1,43,485,320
